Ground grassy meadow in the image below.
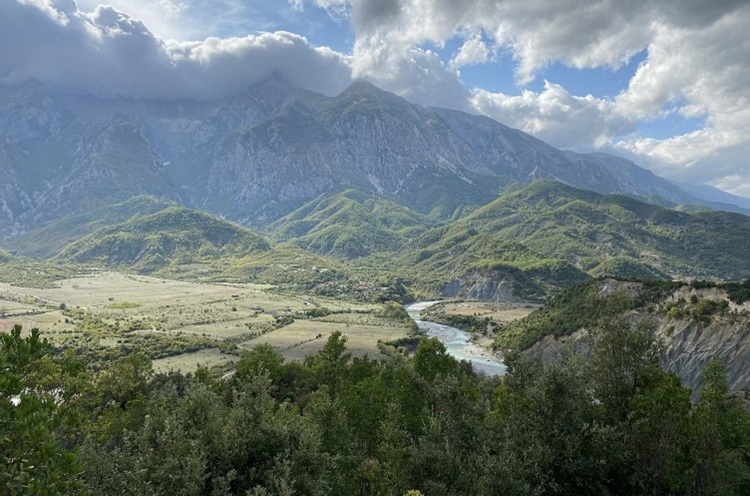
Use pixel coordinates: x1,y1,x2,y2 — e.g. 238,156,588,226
0,270,413,371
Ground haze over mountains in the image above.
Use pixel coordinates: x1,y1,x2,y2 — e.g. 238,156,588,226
1,77,748,242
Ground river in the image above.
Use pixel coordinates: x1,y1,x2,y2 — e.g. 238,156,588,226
406,301,506,376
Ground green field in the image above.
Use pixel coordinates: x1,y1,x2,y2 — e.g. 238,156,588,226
0,270,412,370
240,318,411,361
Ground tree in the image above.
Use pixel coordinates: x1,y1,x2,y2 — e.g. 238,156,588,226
413,338,457,381
585,317,662,423
629,372,693,494
97,350,153,410
1,325,85,495
306,331,351,386
691,357,750,496
236,343,285,384
498,352,612,495
89,350,154,447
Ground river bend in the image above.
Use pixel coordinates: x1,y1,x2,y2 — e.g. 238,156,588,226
406,301,506,376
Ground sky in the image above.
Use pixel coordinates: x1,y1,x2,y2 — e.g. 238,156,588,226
2,0,750,196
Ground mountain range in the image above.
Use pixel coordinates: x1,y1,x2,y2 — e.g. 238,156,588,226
2,77,747,239
4,77,750,300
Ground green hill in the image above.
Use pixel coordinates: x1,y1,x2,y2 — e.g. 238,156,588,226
496,278,680,349
7,195,175,259
54,206,272,274
0,248,12,263
12,180,750,301
269,189,433,258
49,204,349,289
395,231,589,300
393,180,750,299
0,248,79,288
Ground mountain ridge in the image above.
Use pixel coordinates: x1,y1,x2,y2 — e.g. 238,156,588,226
0,77,746,238
390,180,750,299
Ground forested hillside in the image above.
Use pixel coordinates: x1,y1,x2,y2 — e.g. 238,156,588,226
393,181,750,299
269,190,433,258
4,322,750,495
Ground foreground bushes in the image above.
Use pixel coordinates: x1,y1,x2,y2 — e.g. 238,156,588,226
3,323,750,495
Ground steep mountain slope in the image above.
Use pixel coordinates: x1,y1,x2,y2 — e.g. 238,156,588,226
268,189,433,258
0,83,182,231
396,181,750,299
0,137,34,238
0,77,742,237
201,81,508,222
670,178,750,212
431,109,711,205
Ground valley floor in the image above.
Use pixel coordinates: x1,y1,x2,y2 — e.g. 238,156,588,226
0,270,414,371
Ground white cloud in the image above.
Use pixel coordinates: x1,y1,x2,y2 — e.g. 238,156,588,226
450,37,491,69
350,40,468,109
612,6,750,185
5,0,750,194
327,0,747,81
316,0,750,191
76,0,189,40
471,82,633,149
0,0,352,99
304,0,350,21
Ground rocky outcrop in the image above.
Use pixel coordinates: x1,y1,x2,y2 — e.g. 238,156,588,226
442,270,520,302
524,328,590,366
523,284,750,394
660,318,750,393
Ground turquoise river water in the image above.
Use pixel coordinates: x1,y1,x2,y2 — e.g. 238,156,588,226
406,301,506,376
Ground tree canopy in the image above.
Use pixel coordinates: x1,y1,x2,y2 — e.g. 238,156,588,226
2,321,750,495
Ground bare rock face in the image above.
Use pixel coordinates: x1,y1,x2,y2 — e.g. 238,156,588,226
442,270,520,302
523,283,750,394
660,319,750,392
524,329,590,365
0,78,732,238
528,318,750,393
